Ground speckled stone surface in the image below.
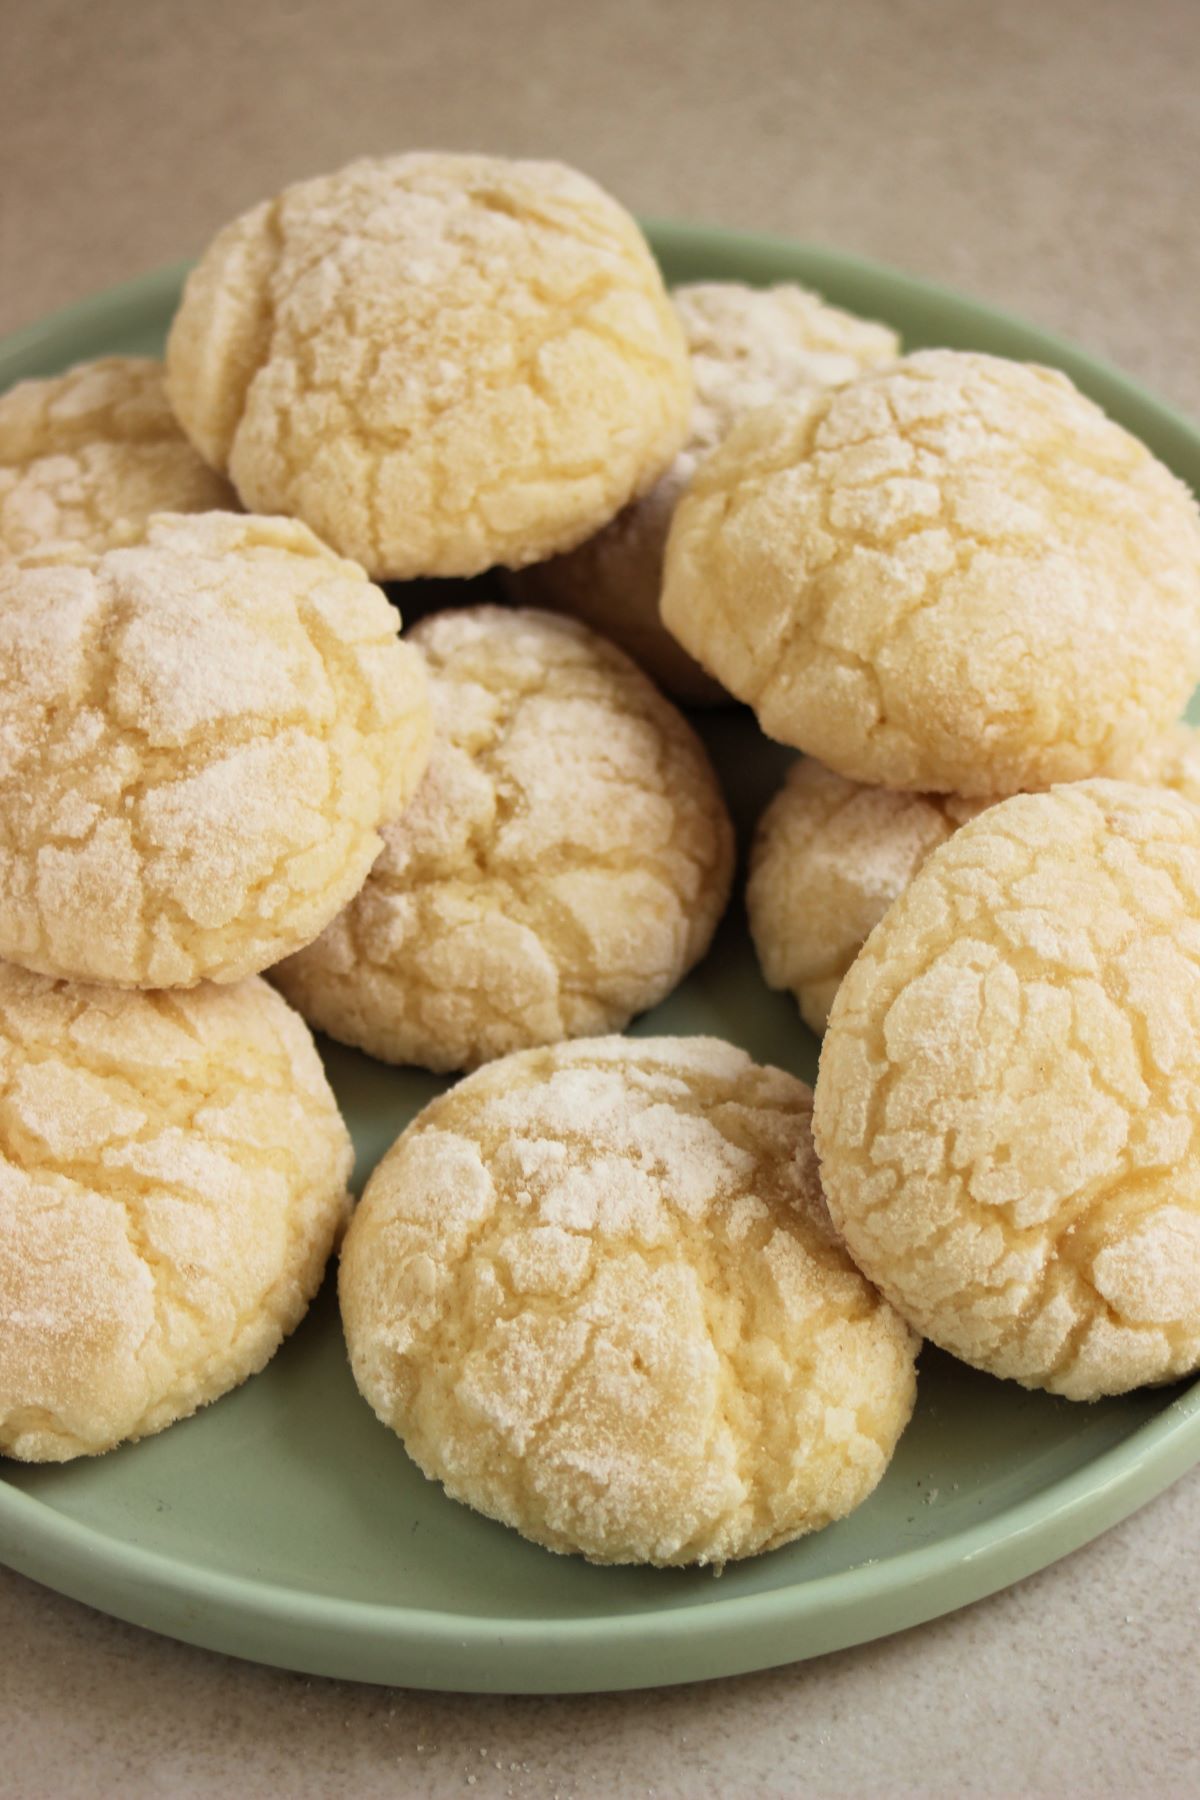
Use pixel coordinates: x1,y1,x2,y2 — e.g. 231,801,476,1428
4,0,1200,1792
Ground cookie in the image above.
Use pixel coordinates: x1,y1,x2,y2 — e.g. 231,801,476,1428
273,606,734,1072
0,511,431,988
340,1035,918,1566
749,760,985,1034
508,281,897,704
0,965,352,1461
749,724,1200,1034
662,350,1200,794
0,357,235,561
812,780,1200,1400
166,152,692,580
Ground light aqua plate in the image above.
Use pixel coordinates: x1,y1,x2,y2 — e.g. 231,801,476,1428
2,227,1199,1693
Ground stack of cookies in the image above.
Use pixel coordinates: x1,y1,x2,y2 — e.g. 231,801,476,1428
2,148,1199,1571
694,353,1200,1404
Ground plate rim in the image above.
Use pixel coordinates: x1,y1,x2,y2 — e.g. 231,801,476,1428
3,1378,1199,1689
3,225,1200,1691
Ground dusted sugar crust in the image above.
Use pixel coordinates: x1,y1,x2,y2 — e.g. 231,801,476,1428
0,357,236,562
0,511,431,988
0,965,352,1461
749,759,984,1033
340,1035,918,1566
662,350,1200,793
274,606,734,1072
166,152,693,580
509,281,897,704
750,724,1200,1033
813,780,1200,1400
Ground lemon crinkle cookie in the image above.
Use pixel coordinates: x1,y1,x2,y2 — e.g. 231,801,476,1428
0,511,431,988
813,780,1200,1401
750,723,1200,1034
0,356,236,561
749,760,984,1034
274,606,734,1072
340,1035,918,1566
662,350,1200,794
0,965,352,1461
509,280,898,704
166,151,693,581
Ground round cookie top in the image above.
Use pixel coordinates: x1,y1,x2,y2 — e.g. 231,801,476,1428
812,779,1200,1400
0,511,431,989
662,350,1200,794
273,605,734,1072
340,1035,918,1566
0,357,236,561
750,723,1200,1034
509,281,897,704
0,964,352,1461
166,152,693,581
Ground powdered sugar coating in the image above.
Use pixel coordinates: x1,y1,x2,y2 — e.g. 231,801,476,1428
273,606,733,1072
751,724,1200,1033
813,780,1200,1399
662,350,1200,793
508,281,898,703
341,1035,917,1566
166,152,693,580
0,511,431,988
0,358,236,561
0,963,352,1460
749,760,984,1034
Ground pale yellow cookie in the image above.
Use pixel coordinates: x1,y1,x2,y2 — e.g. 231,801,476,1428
340,1035,918,1566
508,281,897,704
0,357,236,561
749,723,1200,1033
749,761,985,1034
0,964,352,1461
273,606,733,1071
166,152,692,581
813,780,1200,1400
662,351,1200,794
0,511,431,988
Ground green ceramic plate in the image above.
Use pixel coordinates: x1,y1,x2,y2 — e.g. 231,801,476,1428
2,227,1200,1694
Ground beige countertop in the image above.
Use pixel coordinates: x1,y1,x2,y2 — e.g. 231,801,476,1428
3,1,1200,1793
